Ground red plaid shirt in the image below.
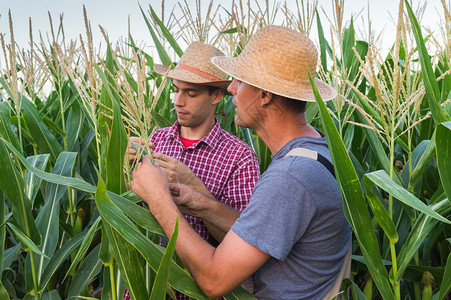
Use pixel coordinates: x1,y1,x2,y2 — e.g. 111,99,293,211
123,120,260,300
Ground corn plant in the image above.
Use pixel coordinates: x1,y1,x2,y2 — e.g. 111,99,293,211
1,0,451,299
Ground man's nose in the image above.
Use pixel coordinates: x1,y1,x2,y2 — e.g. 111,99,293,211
173,92,184,106
227,79,238,95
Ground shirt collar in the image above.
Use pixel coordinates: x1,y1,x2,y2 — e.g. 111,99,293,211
166,119,222,149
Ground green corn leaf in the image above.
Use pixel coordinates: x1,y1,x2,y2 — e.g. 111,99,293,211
2,244,20,272
94,180,209,300
366,170,450,224
439,253,451,300
151,110,173,128
2,138,165,237
94,57,128,195
40,231,87,290
41,290,61,300
0,101,21,153
1,137,97,194
25,154,50,204
20,97,63,161
111,192,164,236
435,121,451,201
405,0,451,123
342,17,355,70
36,152,77,285
394,198,450,282
363,176,398,243
355,110,404,185
139,4,172,66
410,134,436,187
150,218,178,300
149,5,183,57
316,9,328,72
0,189,4,278
66,102,84,152
103,222,148,300
63,216,101,282
0,281,9,300
309,71,395,300
0,139,41,245
67,245,103,298
221,27,238,34
7,223,48,258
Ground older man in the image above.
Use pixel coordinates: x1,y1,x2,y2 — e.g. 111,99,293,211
125,42,259,300
131,26,351,299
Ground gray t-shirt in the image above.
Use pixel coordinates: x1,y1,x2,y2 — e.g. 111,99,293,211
231,135,351,299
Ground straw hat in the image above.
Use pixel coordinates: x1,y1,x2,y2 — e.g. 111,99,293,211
154,42,231,91
211,25,336,102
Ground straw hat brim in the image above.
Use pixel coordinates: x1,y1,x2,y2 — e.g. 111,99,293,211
154,64,232,91
211,56,337,102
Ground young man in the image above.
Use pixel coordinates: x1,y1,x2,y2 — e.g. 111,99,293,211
131,26,351,299
124,42,260,300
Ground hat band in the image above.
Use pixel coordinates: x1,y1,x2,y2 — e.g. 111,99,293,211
175,63,223,81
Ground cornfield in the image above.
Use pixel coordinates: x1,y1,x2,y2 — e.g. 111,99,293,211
0,0,450,299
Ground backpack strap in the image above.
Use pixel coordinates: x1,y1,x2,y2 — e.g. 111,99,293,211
285,147,336,178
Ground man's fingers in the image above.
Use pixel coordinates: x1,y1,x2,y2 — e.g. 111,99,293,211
154,158,170,169
152,152,174,162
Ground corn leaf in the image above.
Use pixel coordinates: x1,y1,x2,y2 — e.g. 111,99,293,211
309,71,395,300
36,152,77,286
63,216,101,282
405,0,451,123
67,245,103,298
148,4,183,58
0,139,41,245
111,192,164,236
94,52,128,195
393,198,451,282
2,244,20,273
139,4,172,66
316,9,328,72
409,134,435,187
439,253,451,300
366,170,450,224
25,154,50,204
363,176,398,243
150,218,178,300
95,180,209,299
0,282,9,300
0,102,21,153
0,189,4,278
41,290,61,300
342,17,355,71
435,121,451,201
7,223,48,258
66,102,84,152
20,97,63,161
40,231,87,290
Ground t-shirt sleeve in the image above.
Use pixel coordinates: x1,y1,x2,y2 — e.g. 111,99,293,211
219,148,260,212
231,169,316,260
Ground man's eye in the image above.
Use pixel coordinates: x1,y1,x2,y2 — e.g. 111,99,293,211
188,93,198,97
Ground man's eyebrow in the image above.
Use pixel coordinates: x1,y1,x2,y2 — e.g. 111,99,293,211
172,83,201,92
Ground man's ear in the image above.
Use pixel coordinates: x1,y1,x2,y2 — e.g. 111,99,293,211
212,88,225,105
260,90,274,107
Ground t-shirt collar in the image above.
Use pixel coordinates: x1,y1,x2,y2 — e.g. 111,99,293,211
166,119,222,149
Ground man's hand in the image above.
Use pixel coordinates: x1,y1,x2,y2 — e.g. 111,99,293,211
131,155,170,210
169,183,209,218
169,182,241,242
153,152,208,192
126,137,155,163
